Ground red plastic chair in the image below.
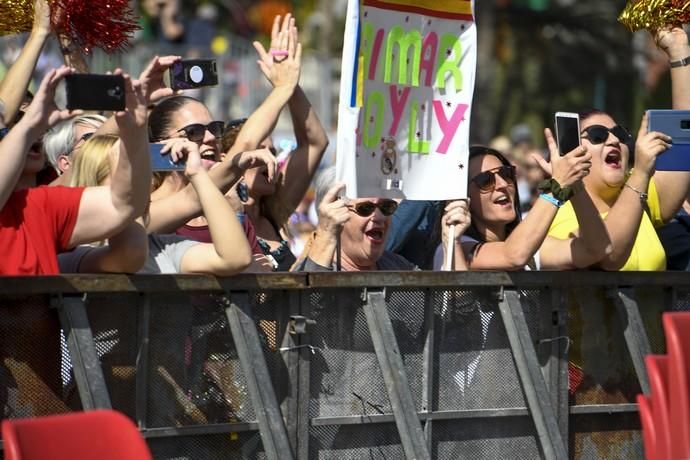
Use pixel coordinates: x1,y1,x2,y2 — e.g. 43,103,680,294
663,312,690,459
646,355,671,459
1,410,152,460
638,394,658,460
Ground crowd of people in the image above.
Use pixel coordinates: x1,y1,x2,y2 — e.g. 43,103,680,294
1,0,690,444
0,0,689,278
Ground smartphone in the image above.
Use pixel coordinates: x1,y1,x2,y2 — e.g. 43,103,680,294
648,109,690,171
167,59,218,91
65,74,126,111
555,112,581,156
150,143,185,171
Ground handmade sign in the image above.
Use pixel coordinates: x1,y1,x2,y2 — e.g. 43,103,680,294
336,0,476,199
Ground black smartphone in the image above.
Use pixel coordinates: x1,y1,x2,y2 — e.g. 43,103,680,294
65,74,126,111
555,112,581,156
150,143,185,171
168,59,218,91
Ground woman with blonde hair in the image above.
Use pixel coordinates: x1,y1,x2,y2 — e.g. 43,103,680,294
60,134,252,276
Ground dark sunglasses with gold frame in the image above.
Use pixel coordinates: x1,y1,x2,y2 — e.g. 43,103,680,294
347,200,398,217
470,165,516,192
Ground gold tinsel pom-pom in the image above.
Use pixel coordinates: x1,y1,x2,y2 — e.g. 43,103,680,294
619,0,690,32
0,0,35,36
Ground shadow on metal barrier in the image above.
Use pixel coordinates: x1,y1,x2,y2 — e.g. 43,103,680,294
0,272,687,459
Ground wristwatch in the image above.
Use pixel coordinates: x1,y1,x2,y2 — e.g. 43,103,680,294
670,55,690,68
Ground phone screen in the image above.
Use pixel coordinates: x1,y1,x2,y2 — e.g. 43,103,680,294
150,143,185,171
555,114,580,156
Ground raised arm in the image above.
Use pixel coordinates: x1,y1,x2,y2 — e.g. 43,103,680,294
596,113,670,270
537,129,612,269
75,220,148,273
267,20,329,214
466,143,592,270
0,67,79,207
68,75,151,246
177,143,252,275
0,0,51,124
650,25,690,221
226,14,301,156
146,147,277,233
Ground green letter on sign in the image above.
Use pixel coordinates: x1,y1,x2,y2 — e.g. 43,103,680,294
435,34,463,92
363,91,384,148
384,26,422,87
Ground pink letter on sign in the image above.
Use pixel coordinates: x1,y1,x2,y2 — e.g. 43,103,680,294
432,101,468,154
388,85,411,136
369,28,384,80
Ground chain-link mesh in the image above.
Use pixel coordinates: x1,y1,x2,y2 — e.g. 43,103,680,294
570,413,643,459
146,431,267,460
307,288,392,418
0,280,669,459
145,293,257,428
0,295,71,419
309,423,404,459
431,418,541,459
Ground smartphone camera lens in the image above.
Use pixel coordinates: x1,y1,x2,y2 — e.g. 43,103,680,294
189,66,204,84
108,87,123,98
681,119,690,130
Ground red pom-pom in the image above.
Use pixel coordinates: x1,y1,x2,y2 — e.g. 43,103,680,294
52,0,139,54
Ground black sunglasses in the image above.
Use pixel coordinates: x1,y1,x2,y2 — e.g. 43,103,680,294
581,124,632,145
348,200,398,217
470,165,516,192
177,121,225,142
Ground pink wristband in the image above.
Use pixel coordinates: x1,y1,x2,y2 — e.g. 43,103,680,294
270,50,289,57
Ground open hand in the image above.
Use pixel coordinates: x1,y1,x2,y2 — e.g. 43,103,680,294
252,14,301,89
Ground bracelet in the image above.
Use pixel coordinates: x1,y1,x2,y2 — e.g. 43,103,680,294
539,193,564,208
623,182,648,203
670,55,690,68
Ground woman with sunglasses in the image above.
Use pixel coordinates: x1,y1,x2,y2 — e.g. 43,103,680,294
546,110,673,270
294,167,470,271
544,26,690,271
462,135,610,270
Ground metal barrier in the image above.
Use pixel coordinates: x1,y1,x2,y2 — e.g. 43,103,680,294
0,272,684,459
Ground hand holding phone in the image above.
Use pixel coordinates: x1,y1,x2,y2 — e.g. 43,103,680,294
150,143,185,171
167,59,218,91
647,109,690,171
555,112,581,156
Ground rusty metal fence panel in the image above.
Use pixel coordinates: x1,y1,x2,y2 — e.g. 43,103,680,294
1,272,689,459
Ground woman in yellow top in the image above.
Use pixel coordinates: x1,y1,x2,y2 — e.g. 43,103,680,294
548,26,690,271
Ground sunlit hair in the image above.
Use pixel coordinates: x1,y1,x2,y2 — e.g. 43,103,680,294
465,145,523,242
69,135,118,187
148,95,200,141
221,120,246,153
43,114,107,170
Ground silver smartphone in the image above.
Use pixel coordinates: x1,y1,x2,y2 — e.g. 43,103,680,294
555,112,581,156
